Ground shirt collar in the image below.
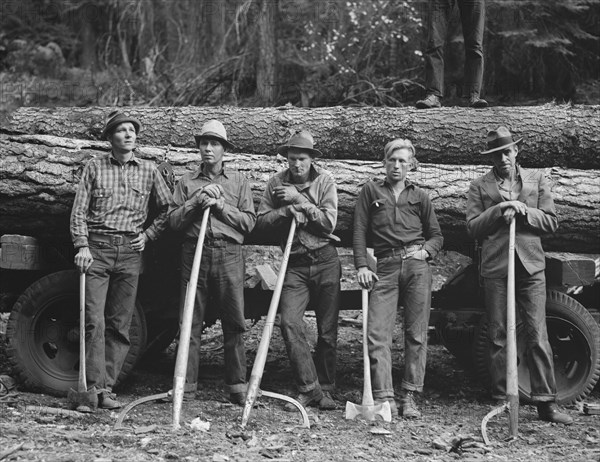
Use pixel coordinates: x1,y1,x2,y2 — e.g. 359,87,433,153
492,164,522,182
109,151,140,166
381,177,416,189
192,162,230,180
283,164,320,184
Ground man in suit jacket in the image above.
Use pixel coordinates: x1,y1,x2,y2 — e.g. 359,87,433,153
466,126,572,425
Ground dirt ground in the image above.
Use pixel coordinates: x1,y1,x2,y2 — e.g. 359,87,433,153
1,311,599,462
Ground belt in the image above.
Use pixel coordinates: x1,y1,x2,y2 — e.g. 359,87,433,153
204,237,235,247
375,244,422,260
186,236,236,247
289,244,336,264
89,233,135,245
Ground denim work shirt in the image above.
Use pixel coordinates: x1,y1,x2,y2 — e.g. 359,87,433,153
256,165,339,253
353,178,443,269
168,164,256,243
70,153,172,249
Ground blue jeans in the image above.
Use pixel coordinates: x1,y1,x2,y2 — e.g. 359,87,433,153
368,256,432,399
180,240,247,394
424,0,485,97
279,244,341,393
86,241,142,392
483,257,557,402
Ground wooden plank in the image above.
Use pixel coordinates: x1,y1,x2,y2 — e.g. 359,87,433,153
544,252,598,287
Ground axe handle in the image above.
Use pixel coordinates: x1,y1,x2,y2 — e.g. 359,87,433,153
361,289,375,406
78,272,87,392
172,207,210,429
506,217,518,437
241,219,297,427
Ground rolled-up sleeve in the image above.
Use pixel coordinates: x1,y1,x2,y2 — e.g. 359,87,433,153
70,162,94,249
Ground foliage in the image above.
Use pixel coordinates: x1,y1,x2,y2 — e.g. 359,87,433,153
0,0,598,108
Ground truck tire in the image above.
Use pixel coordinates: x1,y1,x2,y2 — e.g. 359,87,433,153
435,323,477,367
473,290,600,404
6,270,147,397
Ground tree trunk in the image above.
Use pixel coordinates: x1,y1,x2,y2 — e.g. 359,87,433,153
77,3,97,70
1,134,597,253
256,0,278,104
4,104,599,168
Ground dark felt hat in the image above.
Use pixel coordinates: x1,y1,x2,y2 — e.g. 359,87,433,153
101,110,141,140
481,126,523,154
277,130,322,157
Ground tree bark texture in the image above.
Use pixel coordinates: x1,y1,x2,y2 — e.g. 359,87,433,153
1,134,597,253
3,104,599,168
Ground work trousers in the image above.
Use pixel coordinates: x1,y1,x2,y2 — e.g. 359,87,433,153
85,241,142,392
180,239,247,394
423,0,485,97
279,244,341,393
483,257,557,402
368,256,432,399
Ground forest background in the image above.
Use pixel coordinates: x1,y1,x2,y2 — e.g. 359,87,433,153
0,0,599,114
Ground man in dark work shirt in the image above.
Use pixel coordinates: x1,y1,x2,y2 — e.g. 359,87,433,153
353,139,443,420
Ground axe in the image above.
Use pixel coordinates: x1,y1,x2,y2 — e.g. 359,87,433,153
345,288,392,422
172,208,210,429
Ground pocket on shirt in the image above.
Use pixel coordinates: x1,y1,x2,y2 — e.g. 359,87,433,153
396,197,421,223
131,183,150,209
92,188,113,211
370,197,389,227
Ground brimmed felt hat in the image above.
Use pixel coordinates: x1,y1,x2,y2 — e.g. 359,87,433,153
481,126,523,154
101,110,141,140
194,120,235,150
277,130,322,157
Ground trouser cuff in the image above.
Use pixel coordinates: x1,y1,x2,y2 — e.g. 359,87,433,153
401,380,423,393
297,381,320,394
530,394,556,403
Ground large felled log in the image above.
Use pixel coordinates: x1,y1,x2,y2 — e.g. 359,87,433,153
1,134,598,253
3,105,600,168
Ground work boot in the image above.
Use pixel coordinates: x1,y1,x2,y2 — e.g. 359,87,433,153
284,388,323,412
229,392,246,406
416,94,441,109
537,402,574,425
375,398,398,416
469,93,488,108
399,391,421,419
99,391,122,410
319,391,337,410
74,393,98,413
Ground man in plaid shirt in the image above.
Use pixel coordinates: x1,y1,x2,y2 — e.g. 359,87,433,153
70,111,171,410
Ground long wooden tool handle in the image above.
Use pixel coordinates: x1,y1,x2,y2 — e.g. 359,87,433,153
506,217,518,437
172,208,210,429
78,272,87,392
241,219,297,428
361,289,375,406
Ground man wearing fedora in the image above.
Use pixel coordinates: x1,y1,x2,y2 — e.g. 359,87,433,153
256,130,341,411
168,120,256,405
70,110,172,410
466,126,573,424
353,138,443,419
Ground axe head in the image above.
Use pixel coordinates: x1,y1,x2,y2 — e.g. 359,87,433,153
345,400,392,422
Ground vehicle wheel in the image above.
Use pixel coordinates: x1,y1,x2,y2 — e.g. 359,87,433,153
435,323,477,366
473,290,600,404
6,270,147,397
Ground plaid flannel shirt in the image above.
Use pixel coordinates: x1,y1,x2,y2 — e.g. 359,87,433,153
70,153,172,249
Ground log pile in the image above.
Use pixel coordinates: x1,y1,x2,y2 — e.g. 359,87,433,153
1,131,598,253
3,104,600,167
